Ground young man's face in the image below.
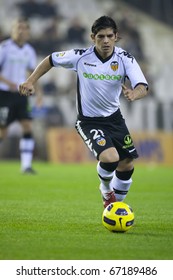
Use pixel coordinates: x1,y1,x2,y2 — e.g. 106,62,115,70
11,21,30,45
91,28,117,58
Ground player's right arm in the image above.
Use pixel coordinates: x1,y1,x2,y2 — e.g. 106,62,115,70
19,56,52,96
0,75,18,91
0,41,18,91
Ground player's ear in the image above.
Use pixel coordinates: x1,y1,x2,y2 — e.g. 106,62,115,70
115,32,120,42
91,33,95,42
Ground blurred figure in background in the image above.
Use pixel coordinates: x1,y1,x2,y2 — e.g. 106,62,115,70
31,17,63,56
65,17,87,46
0,18,40,174
119,14,145,62
16,0,61,20
0,27,6,42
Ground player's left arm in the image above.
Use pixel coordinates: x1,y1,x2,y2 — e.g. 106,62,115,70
122,52,148,102
122,83,148,102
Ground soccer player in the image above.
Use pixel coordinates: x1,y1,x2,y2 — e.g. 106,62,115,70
0,18,38,174
19,16,148,205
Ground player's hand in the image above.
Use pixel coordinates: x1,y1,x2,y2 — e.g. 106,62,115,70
19,82,35,96
122,84,135,102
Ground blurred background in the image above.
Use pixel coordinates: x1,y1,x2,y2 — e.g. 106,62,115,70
0,0,173,166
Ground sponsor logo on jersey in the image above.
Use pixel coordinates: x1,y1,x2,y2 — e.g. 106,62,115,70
119,51,134,63
84,62,96,67
56,52,65,57
83,72,122,81
111,61,118,71
74,49,87,55
96,137,106,146
122,134,133,149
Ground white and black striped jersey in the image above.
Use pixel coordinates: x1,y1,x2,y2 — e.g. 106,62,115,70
51,45,148,117
0,39,37,91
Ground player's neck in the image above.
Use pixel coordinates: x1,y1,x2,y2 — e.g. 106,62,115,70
94,47,114,61
12,38,25,47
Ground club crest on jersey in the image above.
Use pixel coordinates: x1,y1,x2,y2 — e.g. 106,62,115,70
110,61,118,71
97,137,106,146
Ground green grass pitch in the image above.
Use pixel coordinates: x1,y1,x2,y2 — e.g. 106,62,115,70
0,160,173,260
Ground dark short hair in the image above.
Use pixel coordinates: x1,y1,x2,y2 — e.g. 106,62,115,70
91,16,118,35
12,17,30,29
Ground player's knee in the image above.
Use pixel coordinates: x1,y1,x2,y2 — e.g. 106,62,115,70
100,161,119,172
99,147,119,162
0,128,7,139
21,120,32,132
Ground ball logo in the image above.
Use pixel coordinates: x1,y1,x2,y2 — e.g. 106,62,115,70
97,137,106,146
116,208,128,216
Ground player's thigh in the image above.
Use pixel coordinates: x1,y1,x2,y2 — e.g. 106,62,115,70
17,95,31,121
75,120,115,160
17,95,33,133
0,92,11,127
0,107,10,127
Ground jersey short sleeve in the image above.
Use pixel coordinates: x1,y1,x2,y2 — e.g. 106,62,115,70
118,49,148,88
51,49,87,71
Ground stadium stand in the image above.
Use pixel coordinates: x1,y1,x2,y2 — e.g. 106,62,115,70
0,0,173,160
